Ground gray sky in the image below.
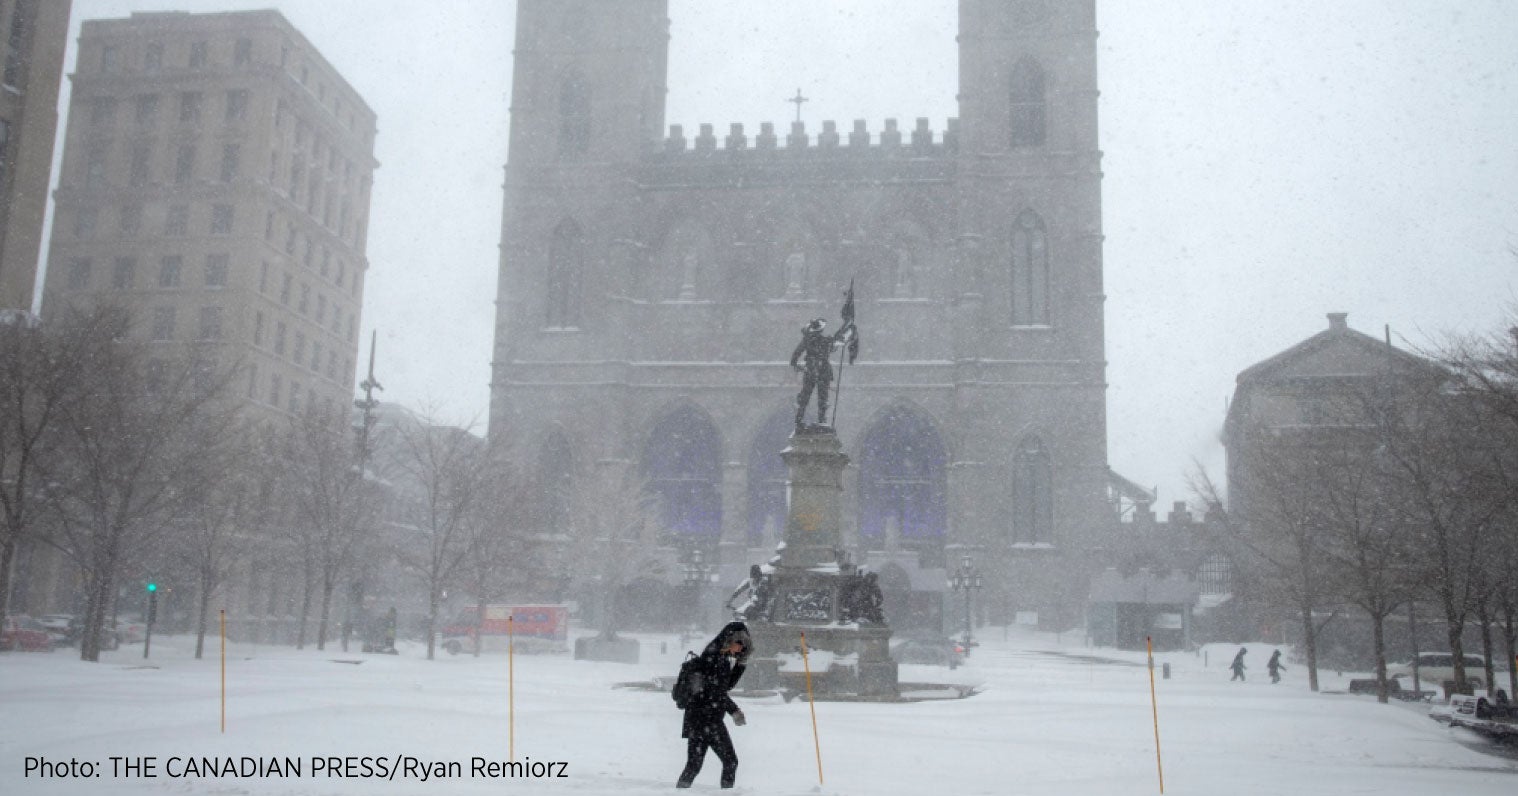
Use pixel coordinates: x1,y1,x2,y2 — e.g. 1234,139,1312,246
46,1,1518,502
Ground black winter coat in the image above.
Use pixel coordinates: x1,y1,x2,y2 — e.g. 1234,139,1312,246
681,623,750,739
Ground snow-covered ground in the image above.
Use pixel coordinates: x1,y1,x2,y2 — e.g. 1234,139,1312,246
3,627,1515,795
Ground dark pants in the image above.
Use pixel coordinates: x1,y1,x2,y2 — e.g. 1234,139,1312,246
678,723,738,788
796,374,832,427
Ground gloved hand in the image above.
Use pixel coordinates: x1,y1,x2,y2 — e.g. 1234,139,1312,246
732,709,746,726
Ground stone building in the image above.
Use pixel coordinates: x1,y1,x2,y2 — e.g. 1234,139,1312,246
19,10,377,635
491,0,1110,631
0,0,71,312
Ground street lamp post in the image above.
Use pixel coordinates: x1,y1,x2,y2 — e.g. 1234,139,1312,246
948,555,983,653
682,548,712,632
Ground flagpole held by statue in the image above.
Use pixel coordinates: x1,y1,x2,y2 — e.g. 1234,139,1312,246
788,279,860,432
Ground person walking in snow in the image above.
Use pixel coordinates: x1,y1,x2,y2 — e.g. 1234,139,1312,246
1230,647,1248,682
1267,649,1285,684
677,621,752,789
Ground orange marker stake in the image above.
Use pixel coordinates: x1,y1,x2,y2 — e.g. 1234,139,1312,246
800,631,823,785
220,609,226,734
508,615,515,762
1147,636,1164,794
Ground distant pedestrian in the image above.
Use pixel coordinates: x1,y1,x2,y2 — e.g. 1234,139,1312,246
1267,649,1285,684
1230,647,1248,682
676,621,752,789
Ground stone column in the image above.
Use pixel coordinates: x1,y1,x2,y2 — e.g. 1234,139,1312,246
778,430,848,570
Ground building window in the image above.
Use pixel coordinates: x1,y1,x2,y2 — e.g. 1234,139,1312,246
66,258,91,290
100,44,118,74
85,148,107,189
134,94,158,127
1010,210,1049,326
225,90,248,123
246,363,258,398
273,321,286,355
253,311,264,346
2,2,30,89
0,119,10,187
259,261,269,293
199,306,223,340
1009,58,1047,148
310,341,322,372
128,145,150,187
210,204,234,234
174,145,195,184
298,283,309,314
204,253,229,287
326,351,336,379
111,257,136,290
288,380,300,413
150,307,175,341
178,92,202,124
293,331,305,363
219,143,240,182
316,294,326,324
89,97,117,128
144,43,162,72
158,256,181,287
269,372,281,405
164,204,188,236
189,41,207,69
74,206,99,238
1012,436,1053,544
558,72,591,157
234,38,252,67
546,220,584,328
118,203,141,236
279,273,292,305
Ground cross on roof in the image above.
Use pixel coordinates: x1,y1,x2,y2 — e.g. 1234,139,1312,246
787,88,809,123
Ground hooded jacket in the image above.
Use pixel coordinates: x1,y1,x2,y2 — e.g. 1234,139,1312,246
681,621,752,739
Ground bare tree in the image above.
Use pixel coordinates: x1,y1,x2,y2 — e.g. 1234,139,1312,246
38,308,239,661
389,410,493,660
280,405,376,651
459,449,531,657
565,461,661,641
0,310,103,622
1192,443,1336,691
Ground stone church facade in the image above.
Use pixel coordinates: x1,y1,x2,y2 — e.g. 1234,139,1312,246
490,0,1109,631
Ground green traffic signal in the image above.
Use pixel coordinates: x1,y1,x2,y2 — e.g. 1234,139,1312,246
146,582,157,592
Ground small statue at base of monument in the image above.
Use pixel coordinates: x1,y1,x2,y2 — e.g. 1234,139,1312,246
839,571,885,625
726,564,776,622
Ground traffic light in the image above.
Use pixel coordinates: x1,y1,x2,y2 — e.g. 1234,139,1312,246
146,583,158,624
146,582,157,592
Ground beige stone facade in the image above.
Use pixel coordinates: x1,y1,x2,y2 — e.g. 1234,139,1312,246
0,0,70,311
491,1,1111,630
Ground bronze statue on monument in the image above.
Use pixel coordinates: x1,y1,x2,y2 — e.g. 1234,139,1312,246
789,281,859,431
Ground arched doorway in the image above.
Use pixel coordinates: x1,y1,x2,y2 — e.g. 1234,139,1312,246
858,404,948,565
641,405,722,547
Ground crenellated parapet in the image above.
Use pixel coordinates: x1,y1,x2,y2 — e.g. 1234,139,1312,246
653,117,959,160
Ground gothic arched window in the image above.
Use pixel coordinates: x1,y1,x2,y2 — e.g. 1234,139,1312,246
1009,58,1047,147
546,220,584,328
859,405,947,556
642,405,722,544
1010,210,1049,326
1012,436,1053,544
558,71,591,157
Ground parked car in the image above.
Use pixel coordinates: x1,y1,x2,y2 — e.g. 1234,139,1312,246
37,614,75,646
113,618,147,644
1388,653,1508,690
890,637,966,669
1,616,55,652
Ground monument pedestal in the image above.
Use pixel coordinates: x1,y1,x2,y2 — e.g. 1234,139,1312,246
741,427,898,698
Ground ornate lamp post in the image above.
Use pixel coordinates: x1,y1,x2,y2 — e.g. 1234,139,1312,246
948,555,983,653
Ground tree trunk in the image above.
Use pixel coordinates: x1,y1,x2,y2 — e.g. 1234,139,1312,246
426,593,438,660
473,595,485,659
1478,606,1495,694
1371,612,1388,703
0,536,15,627
1298,599,1320,692
296,568,314,650
1503,601,1517,699
1446,613,1469,695
194,570,213,660
317,578,335,651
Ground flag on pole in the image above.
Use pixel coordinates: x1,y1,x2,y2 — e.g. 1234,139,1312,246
841,279,859,364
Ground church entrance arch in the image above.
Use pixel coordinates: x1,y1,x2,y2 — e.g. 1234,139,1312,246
858,404,948,565
746,409,794,548
642,405,723,547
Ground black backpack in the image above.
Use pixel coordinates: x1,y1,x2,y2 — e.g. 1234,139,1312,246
672,652,705,709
